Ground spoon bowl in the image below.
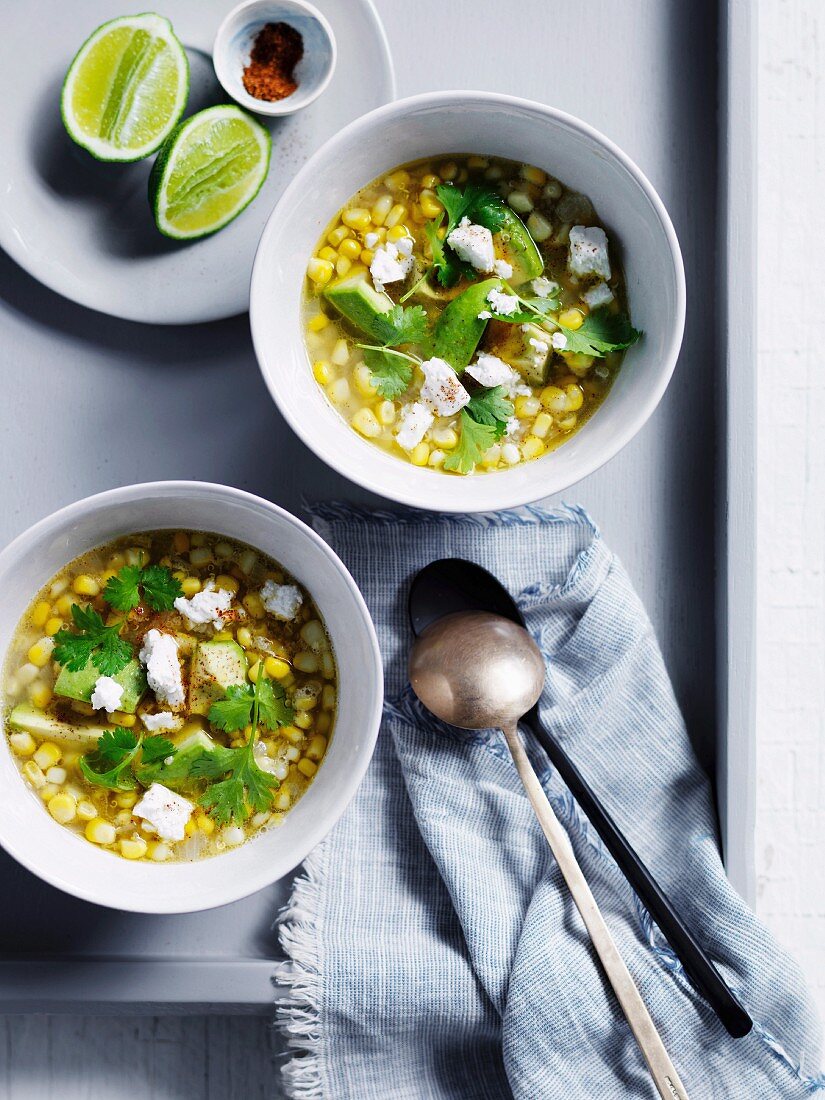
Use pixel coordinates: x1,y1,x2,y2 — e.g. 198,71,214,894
409,611,545,731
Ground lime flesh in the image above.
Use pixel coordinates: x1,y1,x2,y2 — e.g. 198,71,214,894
62,13,189,162
149,106,271,240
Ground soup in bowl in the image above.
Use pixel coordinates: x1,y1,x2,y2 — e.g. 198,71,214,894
0,483,382,912
251,91,685,512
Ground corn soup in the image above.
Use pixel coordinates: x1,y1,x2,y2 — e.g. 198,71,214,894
303,154,640,475
2,531,336,862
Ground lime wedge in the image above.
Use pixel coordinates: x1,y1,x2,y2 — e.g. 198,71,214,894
61,13,189,162
148,106,271,240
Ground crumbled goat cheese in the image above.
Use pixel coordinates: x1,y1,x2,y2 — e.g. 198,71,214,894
396,236,414,256
568,226,611,279
487,288,519,316
133,783,194,841
582,281,615,309
139,629,185,708
395,402,434,451
505,417,521,438
364,231,379,248
531,276,559,298
477,310,492,320
140,711,179,732
447,218,495,272
551,332,568,350
174,580,232,631
466,353,521,391
420,357,471,416
90,676,123,714
261,580,304,621
529,337,550,355
493,259,513,279
370,242,413,291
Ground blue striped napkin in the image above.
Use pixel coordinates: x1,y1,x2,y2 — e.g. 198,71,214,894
274,504,823,1099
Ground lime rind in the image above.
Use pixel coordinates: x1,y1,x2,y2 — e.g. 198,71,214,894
149,105,272,241
61,12,189,163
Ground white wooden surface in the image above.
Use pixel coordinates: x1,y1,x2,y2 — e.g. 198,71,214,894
1,0,818,1094
755,0,825,1022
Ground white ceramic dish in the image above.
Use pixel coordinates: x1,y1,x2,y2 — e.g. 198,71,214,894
0,0,393,324
0,482,383,913
213,0,336,118
250,91,686,512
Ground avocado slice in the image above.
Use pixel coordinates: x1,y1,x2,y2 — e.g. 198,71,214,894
431,278,503,371
7,704,108,746
495,208,543,286
189,640,248,716
323,274,395,341
54,658,146,714
485,319,552,386
136,728,224,791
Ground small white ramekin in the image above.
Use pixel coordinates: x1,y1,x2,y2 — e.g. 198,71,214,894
0,482,382,913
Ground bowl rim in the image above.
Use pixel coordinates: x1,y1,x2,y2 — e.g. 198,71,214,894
250,89,687,512
212,0,339,117
0,480,384,912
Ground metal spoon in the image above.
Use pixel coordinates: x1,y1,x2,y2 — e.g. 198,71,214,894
409,611,689,1100
408,558,752,1041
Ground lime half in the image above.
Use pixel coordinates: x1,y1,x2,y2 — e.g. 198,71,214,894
149,106,272,240
61,13,189,163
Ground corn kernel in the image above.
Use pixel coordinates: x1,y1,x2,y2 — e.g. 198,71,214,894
39,782,59,801
507,191,534,214
54,594,74,618
280,725,303,745
375,399,396,425
44,616,63,637
31,601,50,628
354,363,378,396
360,248,375,265
77,800,97,821
544,179,563,200
85,817,116,845
317,246,337,263
313,355,334,384
119,836,147,860
336,237,360,261
559,308,584,330
181,576,202,597
115,790,138,809
522,436,546,460
384,204,407,229
350,407,380,440
273,790,292,811
386,222,409,242
431,426,458,449
238,550,257,575
72,574,100,597
189,547,213,567
28,638,54,668
515,395,541,418
439,161,458,180
293,651,319,674
47,793,77,824
532,412,554,439
171,531,189,554
369,194,393,225
410,442,430,466
557,413,578,432
214,574,239,595
111,712,136,728
421,172,441,189
306,735,328,762
540,385,568,413
384,169,410,191
519,164,546,186
147,841,171,862
526,211,552,242
297,757,318,779
9,731,36,756
184,818,198,838
260,656,289,681
327,224,351,247
34,742,61,770
307,257,334,286
307,312,329,333
243,592,265,619
564,383,584,411
293,712,311,730
28,682,53,709
23,761,46,789
328,378,350,405
321,651,335,680
482,444,501,469
419,189,443,219
331,338,350,367
335,256,352,277
235,627,253,650
45,766,67,785
341,207,371,231
321,685,336,710
195,811,215,835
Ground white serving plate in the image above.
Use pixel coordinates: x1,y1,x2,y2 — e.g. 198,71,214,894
0,0,394,324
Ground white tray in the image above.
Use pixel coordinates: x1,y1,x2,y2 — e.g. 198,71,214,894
0,0,755,1012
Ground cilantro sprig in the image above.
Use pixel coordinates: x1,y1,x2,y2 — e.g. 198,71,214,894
104,564,183,613
425,183,510,288
53,604,133,676
443,410,499,474
208,676,294,734
79,729,175,792
356,303,430,400
466,387,514,440
556,307,641,357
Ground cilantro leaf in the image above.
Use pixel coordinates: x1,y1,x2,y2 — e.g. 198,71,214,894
558,308,642,358
197,742,279,825
363,347,413,399
435,183,509,234
376,303,428,347
103,565,142,611
425,215,475,288
104,564,182,613
53,604,133,676
208,683,254,733
79,728,141,791
466,387,514,441
256,677,295,731
141,735,176,766
443,410,498,474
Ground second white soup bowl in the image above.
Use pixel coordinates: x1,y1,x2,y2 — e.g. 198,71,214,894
250,91,686,513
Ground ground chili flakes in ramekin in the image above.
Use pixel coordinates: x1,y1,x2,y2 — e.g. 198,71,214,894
242,22,304,101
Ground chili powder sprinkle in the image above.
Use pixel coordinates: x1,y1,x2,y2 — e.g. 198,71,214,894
242,22,304,101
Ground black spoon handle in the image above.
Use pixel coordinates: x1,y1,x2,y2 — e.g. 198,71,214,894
522,710,753,1039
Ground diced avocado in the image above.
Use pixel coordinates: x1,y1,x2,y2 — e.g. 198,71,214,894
54,658,146,714
495,208,543,286
485,319,552,386
323,274,395,341
431,278,503,371
137,728,222,791
172,728,216,753
189,640,248,715
7,704,108,746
